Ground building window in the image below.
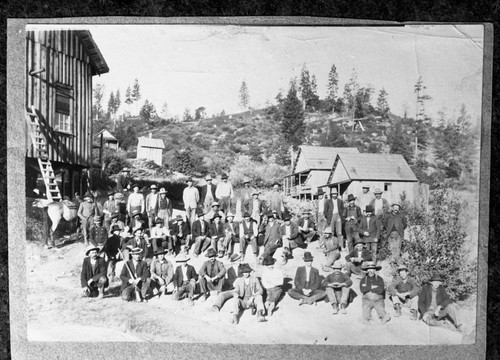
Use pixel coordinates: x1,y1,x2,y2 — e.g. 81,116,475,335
384,182,392,192
54,84,73,134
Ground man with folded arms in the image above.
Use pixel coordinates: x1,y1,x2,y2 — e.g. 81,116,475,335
359,261,390,324
169,215,191,255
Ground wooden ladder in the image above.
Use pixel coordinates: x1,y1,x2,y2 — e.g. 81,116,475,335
26,106,61,202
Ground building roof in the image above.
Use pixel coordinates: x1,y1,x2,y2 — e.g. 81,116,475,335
137,136,165,149
329,153,418,183
292,145,359,173
95,129,118,142
75,31,109,75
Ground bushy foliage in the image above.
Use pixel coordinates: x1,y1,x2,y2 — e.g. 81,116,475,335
169,148,204,176
102,149,131,176
400,186,476,300
229,155,289,188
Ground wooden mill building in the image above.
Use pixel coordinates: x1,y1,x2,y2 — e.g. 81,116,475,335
25,30,109,200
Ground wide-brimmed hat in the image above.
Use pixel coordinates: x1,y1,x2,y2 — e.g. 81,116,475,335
243,212,251,218
272,182,281,187
226,212,235,218
317,188,325,195
374,188,383,194
111,224,121,232
354,240,365,246
107,190,116,196
158,187,168,195
122,167,130,172
154,218,164,224
392,202,402,208
362,261,382,270
205,174,213,180
150,184,158,190
303,252,314,262
131,210,141,218
252,191,260,196
330,188,338,195
196,210,205,217
83,191,93,199
362,185,370,189
130,247,143,255
154,249,169,256
114,192,124,199
240,263,253,273
132,227,143,234
365,205,374,213
283,214,292,221
396,264,409,273
229,253,242,263
301,209,311,214
221,173,228,179
176,254,190,262
85,246,100,256
206,248,217,258
212,213,222,220
175,215,184,221
186,177,193,183
131,184,140,189
347,194,356,202
324,227,333,234
429,273,444,282
262,256,276,266
211,202,220,207
331,261,343,270
243,177,251,183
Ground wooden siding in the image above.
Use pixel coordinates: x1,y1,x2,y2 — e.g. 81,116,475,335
26,30,94,167
137,147,163,166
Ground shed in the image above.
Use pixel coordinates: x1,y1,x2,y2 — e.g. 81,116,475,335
95,129,119,151
137,133,165,165
283,145,359,199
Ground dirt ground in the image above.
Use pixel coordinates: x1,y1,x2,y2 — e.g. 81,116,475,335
25,230,477,345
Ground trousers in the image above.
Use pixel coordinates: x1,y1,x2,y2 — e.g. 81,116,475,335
326,287,350,305
288,288,326,304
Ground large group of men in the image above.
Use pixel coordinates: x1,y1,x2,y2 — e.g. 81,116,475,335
78,167,463,330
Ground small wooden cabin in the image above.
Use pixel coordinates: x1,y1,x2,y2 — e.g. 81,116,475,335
95,129,119,151
136,133,165,166
25,30,109,200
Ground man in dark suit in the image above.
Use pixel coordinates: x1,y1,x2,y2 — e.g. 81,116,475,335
279,215,302,259
209,214,225,256
120,247,151,302
297,210,317,245
116,167,131,193
81,246,108,298
192,211,211,257
342,194,362,253
288,252,326,305
126,227,149,261
260,212,283,262
173,254,198,305
359,205,382,260
200,174,218,213
199,248,227,301
383,203,407,262
222,212,239,258
169,215,191,255
345,240,373,277
323,188,344,242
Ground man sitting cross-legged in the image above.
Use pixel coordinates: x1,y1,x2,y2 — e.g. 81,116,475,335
192,210,211,258
359,261,391,324
150,249,175,297
261,256,284,317
81,246,109,299
288,252,326,306
229,263,266,324
172,254,198,306
199,248,226,302
211,253,244,312
345,240,373,278
323,261,356,315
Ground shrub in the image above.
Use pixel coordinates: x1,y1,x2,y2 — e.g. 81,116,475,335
229,155,289,188
102,149,131,177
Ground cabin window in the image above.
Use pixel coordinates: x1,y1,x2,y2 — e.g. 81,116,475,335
384,182,392,192
54,84,73,134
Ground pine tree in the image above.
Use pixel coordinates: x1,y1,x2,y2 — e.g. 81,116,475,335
343,69,359,116
114,89,121,113
239,80,250,109
140,100,156,123
183,108,193,122
376,88,390,118
125,86,133,105
132,78,141,102
327,64,339,102
93,84,105,120
107,91,115,115
414,76,432,121
279,80,306,150
387,120,412,163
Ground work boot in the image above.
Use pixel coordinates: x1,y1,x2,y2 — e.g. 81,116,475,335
394,303,402,317
340,303,347,315
410,309,418,321
381,314,391,324
332,303,339,315
257,310,267,322
98,287,104,299
251,305,257,315
230,313,239,325
268,302,275,317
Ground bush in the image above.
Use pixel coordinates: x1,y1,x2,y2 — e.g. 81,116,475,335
400,186,477,300
229,155,289,188
102,149,132,177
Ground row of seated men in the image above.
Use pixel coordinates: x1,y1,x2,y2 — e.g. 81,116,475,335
82,227,463,330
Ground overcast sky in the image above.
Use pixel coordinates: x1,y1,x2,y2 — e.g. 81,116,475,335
29,24,484,122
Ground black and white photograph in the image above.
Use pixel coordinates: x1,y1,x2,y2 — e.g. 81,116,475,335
12,22,488,347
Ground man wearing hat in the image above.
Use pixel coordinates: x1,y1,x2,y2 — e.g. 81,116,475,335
288,252,326,305
170,215,191,255
215,173,234,214
260,211,283,261
81,246,108,298
248,190,263,226
120,247,151,302
323,261,355,315
268,182,285,219
222,212,239,258
345,240,373,277
230,263,266,324
388,265,420,319
297,210,317,246
114,192,127,222
116,167,131,193
261,256,284,317
211,253,245,312
280,214,302,259
240,177,256,214
102,190,118,233
126,184,145,226
145,184,160,231
322,227,342,272
182,177,199,226
200,174,218,213
126,227,148,261
192,211,211,257
128,209,146,234
157,188,173,231
383,202,407,261
101,224,123,281
239,212,259,262
199,248,227,301
324,188,344,245
172,254,198,305
256,213,269,252
209,214,226,256
77,192,101,247
342,194,362,253
418,273,462,331
150,218,171,254
369,188,390,219
359,261,391,324
358,185,374,216
359,205,382,260
206,201,226,223
315,188,328,250
90,215,107,247
150,249,175,296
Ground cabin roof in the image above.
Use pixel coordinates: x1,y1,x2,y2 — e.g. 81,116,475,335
292,145,359,173
75,31,109,75
95,129,118,141
137,136,165,149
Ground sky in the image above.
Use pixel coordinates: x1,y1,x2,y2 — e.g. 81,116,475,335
28,24,485,122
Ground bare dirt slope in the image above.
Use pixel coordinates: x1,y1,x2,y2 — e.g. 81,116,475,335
26,236,475,345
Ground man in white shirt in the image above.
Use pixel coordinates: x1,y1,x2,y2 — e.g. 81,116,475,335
369,188,390,219
316,188,328,249
261,256,284,316
215,173,234,213
183,178,200,226
126,184,145,225
145,184,159,231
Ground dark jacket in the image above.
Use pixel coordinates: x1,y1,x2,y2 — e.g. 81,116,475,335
170,221,191,237
126,237,148,260
120,259,150,291
263,221,282,246
359,215,382,242
343,205,362,225
223,221,239,237
383,212,407,237
360,274,385,296
323,272,353,288
297,216,316,231
345,249,373,263
81,256,107,288
200,184,218,204
116,173,130,192
173,264,198,287
418,284,453,315
192,219,210,238
101,234,121,259
209,222,225,238
388,276,420,298
279,222,300,240
324,197,345,225
293,266,322,292
199,259,226,280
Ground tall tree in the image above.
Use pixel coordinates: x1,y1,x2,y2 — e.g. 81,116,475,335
278,80,306,150
376,88,390,118
125,86,133,105
92,84,105,120
107,91,116,115
299,64,319,110
114,89,121,113
183,108,193,122
239,80,250,109
354,87,373,119
387,120,412,163
140,100,156,123
327,64,339,102
131,78,141,102
159,101,169,120
342,69,359,116
195,106,206,121
414,76,432,121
